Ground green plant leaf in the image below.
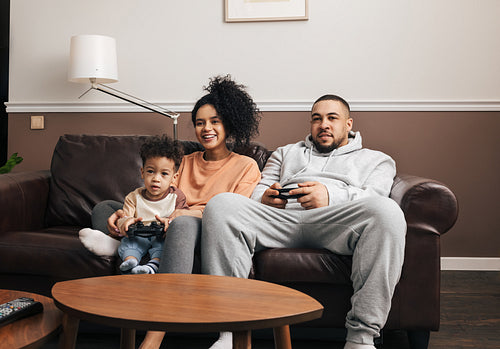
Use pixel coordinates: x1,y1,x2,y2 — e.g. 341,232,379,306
0,153,24,174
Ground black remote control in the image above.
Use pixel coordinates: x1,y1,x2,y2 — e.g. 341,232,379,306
0,297,43,327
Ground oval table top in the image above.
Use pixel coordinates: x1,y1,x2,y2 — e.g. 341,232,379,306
52,273,323,332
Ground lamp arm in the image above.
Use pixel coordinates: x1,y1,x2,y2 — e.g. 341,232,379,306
84,81,180,139
92,83,180,121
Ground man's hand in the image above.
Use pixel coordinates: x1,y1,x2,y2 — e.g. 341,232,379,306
294,182,329,209
262,183,287,209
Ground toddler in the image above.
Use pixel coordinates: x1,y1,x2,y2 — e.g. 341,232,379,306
117,135,187,274
80,135,187,274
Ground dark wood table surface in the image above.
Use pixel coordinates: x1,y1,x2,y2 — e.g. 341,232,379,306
52,274,323,349
0,289,62,349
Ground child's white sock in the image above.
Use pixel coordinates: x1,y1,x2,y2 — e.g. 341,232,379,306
131,260,160,274
119,258,139,272
344,341,375,349
209,331,232,349
79,228,120,256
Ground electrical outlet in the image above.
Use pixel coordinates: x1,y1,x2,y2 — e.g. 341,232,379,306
31,115,44,130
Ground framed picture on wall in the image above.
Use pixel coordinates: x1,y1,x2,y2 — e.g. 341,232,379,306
225,0,309,22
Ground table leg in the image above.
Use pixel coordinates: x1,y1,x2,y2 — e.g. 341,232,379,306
120,328,136,349
273,325,292,349
233,330,251,349
58,314,79,349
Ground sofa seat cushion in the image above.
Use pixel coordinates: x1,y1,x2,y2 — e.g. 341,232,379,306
254,248,352,284
0,227,116,279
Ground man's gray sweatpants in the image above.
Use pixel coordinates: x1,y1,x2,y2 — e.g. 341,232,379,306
201,192,406,345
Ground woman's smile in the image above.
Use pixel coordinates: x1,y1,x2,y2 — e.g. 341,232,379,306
195,104,228,157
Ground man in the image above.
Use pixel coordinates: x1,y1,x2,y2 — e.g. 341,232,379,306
201,94,407,349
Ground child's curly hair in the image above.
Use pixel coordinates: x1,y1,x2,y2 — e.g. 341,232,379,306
191,75,261,148
140,135,184,170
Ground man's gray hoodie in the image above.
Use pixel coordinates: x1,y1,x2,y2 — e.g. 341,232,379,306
251,131,396,210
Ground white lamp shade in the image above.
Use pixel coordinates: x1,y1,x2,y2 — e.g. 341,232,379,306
68,34,118,83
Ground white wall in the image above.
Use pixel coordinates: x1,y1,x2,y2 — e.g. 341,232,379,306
8,0,500,111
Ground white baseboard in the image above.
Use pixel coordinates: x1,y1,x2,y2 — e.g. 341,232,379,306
441,257,500,271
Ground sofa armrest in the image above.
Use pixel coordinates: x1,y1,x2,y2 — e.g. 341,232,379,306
0,170,51,233
390,173,458,236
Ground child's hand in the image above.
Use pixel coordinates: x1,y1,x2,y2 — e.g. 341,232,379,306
122,217,142,236
154,215,169,239
155,215,169,232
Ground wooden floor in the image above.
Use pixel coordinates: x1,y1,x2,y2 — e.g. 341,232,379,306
426,271,500,349
41,271,500,349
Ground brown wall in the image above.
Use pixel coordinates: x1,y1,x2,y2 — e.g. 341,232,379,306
7,110,500,258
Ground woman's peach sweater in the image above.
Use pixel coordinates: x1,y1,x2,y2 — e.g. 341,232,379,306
173,151,261,212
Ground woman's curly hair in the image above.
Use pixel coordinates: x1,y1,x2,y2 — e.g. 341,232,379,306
140,135,184,170
191,75,261,148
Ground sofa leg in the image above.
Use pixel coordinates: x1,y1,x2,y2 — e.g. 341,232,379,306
407,330,430,349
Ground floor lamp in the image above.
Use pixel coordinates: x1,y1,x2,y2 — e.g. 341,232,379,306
68,34,180,140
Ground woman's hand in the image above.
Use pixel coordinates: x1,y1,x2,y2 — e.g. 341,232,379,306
107,210,124,237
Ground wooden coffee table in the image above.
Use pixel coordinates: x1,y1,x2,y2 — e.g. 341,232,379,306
0,289,62,349
52,274,323,349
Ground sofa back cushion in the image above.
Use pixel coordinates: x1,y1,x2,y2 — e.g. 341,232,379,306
45,135,148,227
45,134,270,228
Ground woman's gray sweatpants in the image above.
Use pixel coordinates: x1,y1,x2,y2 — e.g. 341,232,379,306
158,215,202,274
91,200,123,233
201,192,406,345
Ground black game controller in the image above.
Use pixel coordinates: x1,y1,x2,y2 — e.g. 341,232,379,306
127,221,165,239
270,188,305,200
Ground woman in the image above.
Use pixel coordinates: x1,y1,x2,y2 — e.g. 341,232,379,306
86,75,261,349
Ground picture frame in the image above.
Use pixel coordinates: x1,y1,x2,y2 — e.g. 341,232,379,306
225,0,309,23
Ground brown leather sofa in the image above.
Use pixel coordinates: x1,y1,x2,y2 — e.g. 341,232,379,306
0,134,458,349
